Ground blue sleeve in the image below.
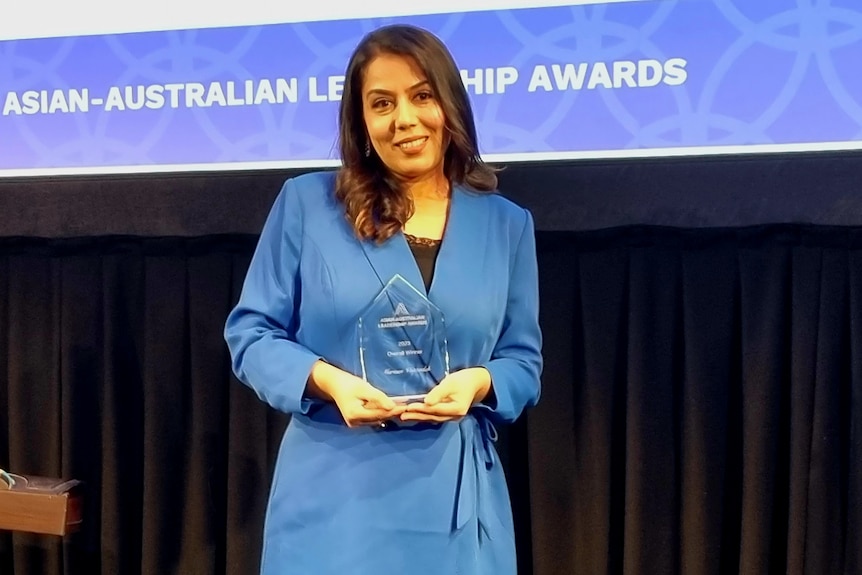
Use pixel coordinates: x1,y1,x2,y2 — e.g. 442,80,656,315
478,209,543,423
224,178,322,415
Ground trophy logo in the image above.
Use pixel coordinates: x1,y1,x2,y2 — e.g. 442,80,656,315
394,302,409,316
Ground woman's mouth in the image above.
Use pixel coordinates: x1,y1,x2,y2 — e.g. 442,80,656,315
396,137,428,151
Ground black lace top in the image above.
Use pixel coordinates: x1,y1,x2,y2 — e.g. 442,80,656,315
404,233,442,292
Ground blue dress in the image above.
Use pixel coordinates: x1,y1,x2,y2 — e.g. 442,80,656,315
224,171,542,574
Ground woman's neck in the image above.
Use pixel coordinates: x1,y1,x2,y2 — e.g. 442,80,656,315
404,173,449,202
402,174,450,240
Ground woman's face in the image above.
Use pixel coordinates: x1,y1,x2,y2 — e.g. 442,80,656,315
361,53,447,183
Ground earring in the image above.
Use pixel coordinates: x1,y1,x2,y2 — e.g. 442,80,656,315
364,142,371,157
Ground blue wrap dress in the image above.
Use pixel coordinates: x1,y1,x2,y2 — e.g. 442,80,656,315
224,171,542,574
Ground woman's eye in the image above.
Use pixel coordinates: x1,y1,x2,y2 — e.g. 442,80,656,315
372,99,391,109
416,91,434,101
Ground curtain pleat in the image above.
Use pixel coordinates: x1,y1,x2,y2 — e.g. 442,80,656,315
737,243,790,574
848,248,862,575
678,245,735,575
59,255,104,574
624,245,682,574
0,227,860,575
100,253,146,575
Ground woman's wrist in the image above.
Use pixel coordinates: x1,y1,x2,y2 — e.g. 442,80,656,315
467,367,492,404
306,360,341,401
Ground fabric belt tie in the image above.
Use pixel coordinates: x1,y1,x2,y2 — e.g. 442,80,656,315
454,413,498,533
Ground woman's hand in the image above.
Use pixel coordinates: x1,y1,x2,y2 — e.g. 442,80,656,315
399,367,492,423
307,361,406,428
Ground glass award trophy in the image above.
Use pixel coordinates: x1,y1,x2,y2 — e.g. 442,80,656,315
358,274,449,401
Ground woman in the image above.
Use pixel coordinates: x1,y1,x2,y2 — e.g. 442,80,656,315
225,24,542,575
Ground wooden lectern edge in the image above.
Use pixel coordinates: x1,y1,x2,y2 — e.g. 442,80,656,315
0,475,84,536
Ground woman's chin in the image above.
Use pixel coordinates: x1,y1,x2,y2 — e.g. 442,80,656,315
385,159,443,182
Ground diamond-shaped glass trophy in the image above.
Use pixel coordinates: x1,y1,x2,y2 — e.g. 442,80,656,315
358,274,449,401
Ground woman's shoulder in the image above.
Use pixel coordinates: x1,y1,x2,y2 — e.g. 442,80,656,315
275,170,340,214
282,170,337,199
457,185,532,229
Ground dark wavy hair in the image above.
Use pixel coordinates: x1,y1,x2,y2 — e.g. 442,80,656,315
336,24,498,242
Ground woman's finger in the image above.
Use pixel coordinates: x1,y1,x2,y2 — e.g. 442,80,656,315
399,412,455,423
405,397,467,416
343,402,405,426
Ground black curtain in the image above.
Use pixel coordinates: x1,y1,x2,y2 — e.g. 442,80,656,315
1,224,860,574
531,225,862,575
